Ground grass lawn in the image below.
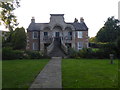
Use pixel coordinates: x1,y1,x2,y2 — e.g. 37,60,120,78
2,59,49,88
0,60,2,89
62,59,119,88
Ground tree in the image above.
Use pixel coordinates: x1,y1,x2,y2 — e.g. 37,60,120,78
0,0,20,31
96,16,120,42
89,37,96,43
116,36,120,50
11,27,26,50
0,0,20,47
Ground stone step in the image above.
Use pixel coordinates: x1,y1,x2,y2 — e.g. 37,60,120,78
48,38,66,57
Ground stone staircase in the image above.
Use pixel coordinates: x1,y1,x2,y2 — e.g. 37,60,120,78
48,38,67,57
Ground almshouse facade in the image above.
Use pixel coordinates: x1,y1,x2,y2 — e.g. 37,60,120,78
26,14,89,57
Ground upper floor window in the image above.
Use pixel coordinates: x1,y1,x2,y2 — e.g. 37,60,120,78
68,32,72,40
68,32,72,36
44,32,48,37
77,31,82,38
33,32,38,39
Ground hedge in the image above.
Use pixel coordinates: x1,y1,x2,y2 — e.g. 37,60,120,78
2,47,50,60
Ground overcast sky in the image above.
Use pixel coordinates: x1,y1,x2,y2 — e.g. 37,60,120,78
0,0,120,37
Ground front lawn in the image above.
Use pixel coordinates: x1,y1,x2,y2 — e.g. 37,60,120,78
2,59,49,88
62,59,118,88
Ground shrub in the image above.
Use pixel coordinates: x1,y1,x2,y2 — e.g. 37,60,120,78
79,48,93,58
25,50,50,59
2,47,24,60
67,47,115,59
68,48,78,58
2,48,50,60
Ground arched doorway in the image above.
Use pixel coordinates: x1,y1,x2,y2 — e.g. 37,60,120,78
53,25,62,38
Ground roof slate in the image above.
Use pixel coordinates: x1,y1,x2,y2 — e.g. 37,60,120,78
27,21,88,31
72,22,88,31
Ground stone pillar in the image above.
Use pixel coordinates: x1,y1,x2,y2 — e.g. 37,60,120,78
40,31,44,52
72,31,75,49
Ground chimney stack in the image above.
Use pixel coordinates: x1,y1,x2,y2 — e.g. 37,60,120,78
80,17,84,22
31,17,35,23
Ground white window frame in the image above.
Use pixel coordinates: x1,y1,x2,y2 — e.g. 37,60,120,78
77,31,82,38
33,32,38,39
32,42,35,50
78,42,83,50
32,42,38,50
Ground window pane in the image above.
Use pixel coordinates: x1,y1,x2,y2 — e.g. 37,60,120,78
78,42,83,50
44,32,48,36
33,32,38,39
78,31,82,38
68,32,72,40
68,32,72,36
33,42,38,50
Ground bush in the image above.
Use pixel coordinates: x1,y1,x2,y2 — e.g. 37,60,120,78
78,48,93,58
25,50,50,59
2,47,24,60
68,48,78,58
2,47,50,60
67,47,117,59
25,51,42,59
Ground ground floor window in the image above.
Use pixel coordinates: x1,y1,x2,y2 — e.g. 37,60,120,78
32,42,38,50
78,42,83,50
65,43,71,49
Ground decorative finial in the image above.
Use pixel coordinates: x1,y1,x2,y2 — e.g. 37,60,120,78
74,18,78,23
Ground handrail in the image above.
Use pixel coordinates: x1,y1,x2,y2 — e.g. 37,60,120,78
47,37,54,55
60,37,68,54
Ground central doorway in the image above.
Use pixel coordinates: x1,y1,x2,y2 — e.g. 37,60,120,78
55,32,60,37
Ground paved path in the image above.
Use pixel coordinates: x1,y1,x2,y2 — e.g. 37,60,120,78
29,57,62,88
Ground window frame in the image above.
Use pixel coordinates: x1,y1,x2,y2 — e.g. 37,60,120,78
44,32,48,37
78,42,83,50
33,32,38,39
32,42,38,50
77,31,82,38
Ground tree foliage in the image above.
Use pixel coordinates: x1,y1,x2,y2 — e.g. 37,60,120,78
96,16,120,42
0,0,20,31
89,37,96,43
116,36,120,50
11,27,26,50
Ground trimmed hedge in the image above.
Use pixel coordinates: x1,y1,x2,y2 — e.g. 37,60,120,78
2,47,50,60
2,47,24,60
68,46,118,59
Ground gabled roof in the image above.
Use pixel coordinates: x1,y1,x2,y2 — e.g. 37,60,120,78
27,23,49,31
27,22,88,31
27,14,88,31
72,22,88,31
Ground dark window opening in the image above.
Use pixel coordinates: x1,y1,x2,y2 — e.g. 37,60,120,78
44,32,48,36
65,43,71,49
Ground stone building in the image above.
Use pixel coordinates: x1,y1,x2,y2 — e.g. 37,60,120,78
27,14,89,57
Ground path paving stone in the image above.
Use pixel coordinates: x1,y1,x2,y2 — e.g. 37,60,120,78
29,57,62,89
